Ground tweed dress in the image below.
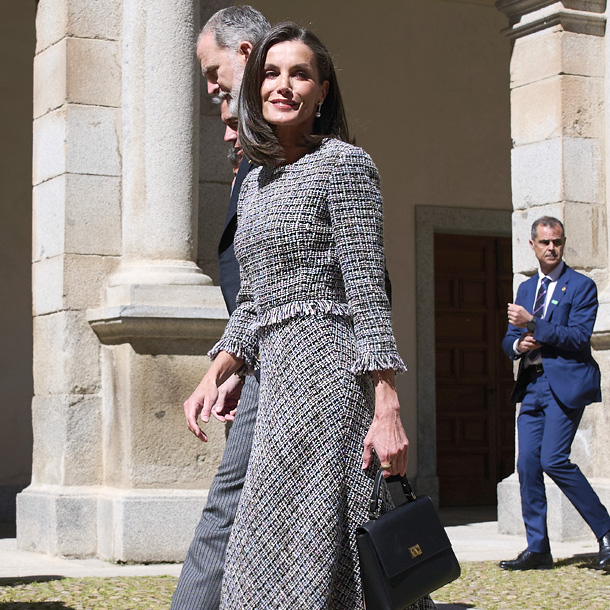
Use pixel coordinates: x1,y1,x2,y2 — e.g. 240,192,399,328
209,138,431,610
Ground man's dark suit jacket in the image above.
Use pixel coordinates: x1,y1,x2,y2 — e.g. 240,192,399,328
218,159,252,314
502,264,601,409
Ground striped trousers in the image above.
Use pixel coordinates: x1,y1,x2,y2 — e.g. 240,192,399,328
170,376,259,610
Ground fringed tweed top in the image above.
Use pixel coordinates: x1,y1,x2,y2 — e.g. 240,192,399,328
209,137,406,376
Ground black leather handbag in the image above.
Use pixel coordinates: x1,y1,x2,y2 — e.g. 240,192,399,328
356,470,461,610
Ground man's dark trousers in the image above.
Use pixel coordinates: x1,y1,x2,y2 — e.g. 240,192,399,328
517,371,609,552
503,264,610,553
170,159,256,610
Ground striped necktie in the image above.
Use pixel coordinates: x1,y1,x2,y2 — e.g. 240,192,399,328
528,276,550,361
532,277,550,319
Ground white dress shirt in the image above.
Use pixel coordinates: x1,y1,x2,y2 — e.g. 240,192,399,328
514,260,565,363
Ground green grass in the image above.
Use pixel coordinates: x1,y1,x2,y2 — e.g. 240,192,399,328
0,559,608,609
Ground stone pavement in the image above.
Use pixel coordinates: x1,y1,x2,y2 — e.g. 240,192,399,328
0,509,600,609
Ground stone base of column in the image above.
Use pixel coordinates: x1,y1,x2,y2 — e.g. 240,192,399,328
17,484,209,561
97,487,208,562
498,473,610,542
17,485,99,557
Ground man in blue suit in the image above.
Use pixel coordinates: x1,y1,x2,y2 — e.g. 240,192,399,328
500,216,610,571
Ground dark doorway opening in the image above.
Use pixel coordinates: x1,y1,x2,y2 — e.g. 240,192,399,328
434,233,515,506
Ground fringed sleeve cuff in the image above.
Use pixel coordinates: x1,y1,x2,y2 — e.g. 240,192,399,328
351,351,407,376
208,337,259,375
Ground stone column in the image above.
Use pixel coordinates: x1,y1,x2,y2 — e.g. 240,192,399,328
19,0,233,561
85,0,230,562
496,0,610,540
88,0,228,343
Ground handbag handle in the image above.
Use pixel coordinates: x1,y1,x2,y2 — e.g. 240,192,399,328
368,469,417,520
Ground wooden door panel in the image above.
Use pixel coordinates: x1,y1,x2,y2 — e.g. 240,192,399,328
437,415,491,446
436,348,456,376
460,349,488,377
498,280,514,306
438,454,489,477
437,246,488,274
460,280,488,306
435,234,515,506
436,384,487,409
434,280,455,307
462,418,489,444
436,313,488,341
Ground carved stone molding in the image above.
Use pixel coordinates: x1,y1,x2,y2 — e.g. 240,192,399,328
87,284,229,354
496,0,607,37
497,0,606,17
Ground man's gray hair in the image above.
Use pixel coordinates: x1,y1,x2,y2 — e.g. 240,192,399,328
531,216,565,240
199,5,270,51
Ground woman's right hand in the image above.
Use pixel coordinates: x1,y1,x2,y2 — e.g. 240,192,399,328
184,351,244,442
184,375,219,442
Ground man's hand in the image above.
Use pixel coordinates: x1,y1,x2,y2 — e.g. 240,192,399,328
183,351,245,442
516,332,542,354
211,374,244,422
508,303,534,329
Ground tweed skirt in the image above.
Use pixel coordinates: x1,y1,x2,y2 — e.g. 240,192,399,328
219,314,376,610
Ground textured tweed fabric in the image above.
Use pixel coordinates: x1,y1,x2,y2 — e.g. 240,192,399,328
210,139,431,609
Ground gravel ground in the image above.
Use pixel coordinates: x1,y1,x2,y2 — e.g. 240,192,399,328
435,556,610,609
0,559,608,610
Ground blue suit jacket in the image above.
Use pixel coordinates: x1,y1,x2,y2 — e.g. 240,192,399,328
502,264,601,409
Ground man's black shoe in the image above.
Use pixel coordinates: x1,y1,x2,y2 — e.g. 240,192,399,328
499,549,553,571
596,531,610,571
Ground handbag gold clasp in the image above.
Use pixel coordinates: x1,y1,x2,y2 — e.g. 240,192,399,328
409,544,423,558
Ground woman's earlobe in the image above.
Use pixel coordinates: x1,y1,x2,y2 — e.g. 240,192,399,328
322,80,330,99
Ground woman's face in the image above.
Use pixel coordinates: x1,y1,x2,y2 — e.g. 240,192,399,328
260,40,329,140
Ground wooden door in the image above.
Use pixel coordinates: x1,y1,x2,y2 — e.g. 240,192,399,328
434,233,515,506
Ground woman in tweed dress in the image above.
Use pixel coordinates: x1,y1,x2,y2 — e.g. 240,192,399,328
192,23,436,610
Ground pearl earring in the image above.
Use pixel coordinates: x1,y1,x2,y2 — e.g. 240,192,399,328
316,101,322,118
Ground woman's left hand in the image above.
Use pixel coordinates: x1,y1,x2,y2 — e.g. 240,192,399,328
362,369,409,477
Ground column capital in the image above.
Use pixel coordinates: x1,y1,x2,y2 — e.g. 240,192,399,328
496,0,606,38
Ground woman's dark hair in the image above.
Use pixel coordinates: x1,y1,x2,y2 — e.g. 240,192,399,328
238,22,350,167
